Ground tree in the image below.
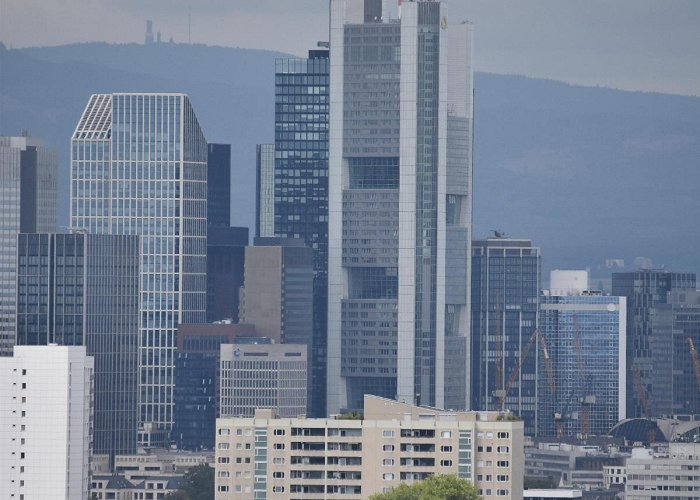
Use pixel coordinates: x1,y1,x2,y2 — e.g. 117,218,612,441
164,464,215,500
369,474,479,500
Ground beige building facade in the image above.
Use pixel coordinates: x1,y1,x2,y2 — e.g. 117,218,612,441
215,395,523,499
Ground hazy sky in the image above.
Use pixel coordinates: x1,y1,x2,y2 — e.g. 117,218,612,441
2,0,699,95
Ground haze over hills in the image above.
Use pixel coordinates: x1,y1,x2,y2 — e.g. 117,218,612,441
1,42,698,281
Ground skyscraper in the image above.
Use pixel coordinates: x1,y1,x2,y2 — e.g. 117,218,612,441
15,232,140,461
255,143,275,238
612,270,697,418
239,238,314,412
207,143,231,228
471,237,540,435
0,345,93,500
327,0,474,413
206,226,248,323
71,93,208,442
0,133,57,356
537,271,626,438
274,49,330,416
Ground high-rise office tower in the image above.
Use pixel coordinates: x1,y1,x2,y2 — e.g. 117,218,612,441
537,270,626,438
207,143,231,228
71,93,208,442
0,345,93,500
255,143,275,238
665,289,700,415
327,0,474,414
0,133,57,356
15,232,139,461
206,142,248,323
239,238,314,346
207,227,248,323
239,238,314,412
472,237,541,435
273,49,330,416
612,270,697,418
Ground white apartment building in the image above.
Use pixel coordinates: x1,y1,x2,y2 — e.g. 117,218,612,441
0,345,94,500
215,395,523,499
624,444,700,499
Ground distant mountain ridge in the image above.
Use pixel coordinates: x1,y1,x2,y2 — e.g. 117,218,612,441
1,42,698,279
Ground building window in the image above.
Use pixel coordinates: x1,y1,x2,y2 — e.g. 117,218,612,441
497,432,509,439
440,460,452,467
383,445,394,452
497,461,509,468
441,445,452,452
383,473,394,480
383,430,395,437
383,459,394,466
441,431,452,438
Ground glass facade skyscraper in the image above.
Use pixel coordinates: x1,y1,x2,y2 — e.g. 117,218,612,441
612,270,697,418
327,0,474,413
15,232,139,461
71,93,208,441
274,50,330,416
207,143,231,228
472,238,540,436
537,273,626,438
255,143,275,239
0,134,57,356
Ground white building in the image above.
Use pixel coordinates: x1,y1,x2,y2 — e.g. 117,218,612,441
0,345,94,500
327,0,474,415
625,444,700,499
220,343,308,418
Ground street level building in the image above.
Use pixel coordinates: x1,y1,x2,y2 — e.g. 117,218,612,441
327,0,474,414
71,93,208,443
624,443,700,499
0,345,93,500
214,395,523,500
0,133,57,356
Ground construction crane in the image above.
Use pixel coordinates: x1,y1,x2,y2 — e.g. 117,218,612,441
572,314,595,439
497,328,540,412
632,362,649,418
688,337,700,389
492,295,504,410
536,333,560,437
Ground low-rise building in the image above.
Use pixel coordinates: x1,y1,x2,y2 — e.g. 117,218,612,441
625,443,700,499
214,395,524,499
90,475,182,500
524,489,582,499
220,343,308,418
97,448,213,483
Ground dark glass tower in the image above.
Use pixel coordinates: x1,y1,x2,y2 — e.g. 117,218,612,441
274,49,329,416
207,143,231,228
0,134,57,356
206,226,248,323
472,238,541,436
612,270,697,418
15,232,139,462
